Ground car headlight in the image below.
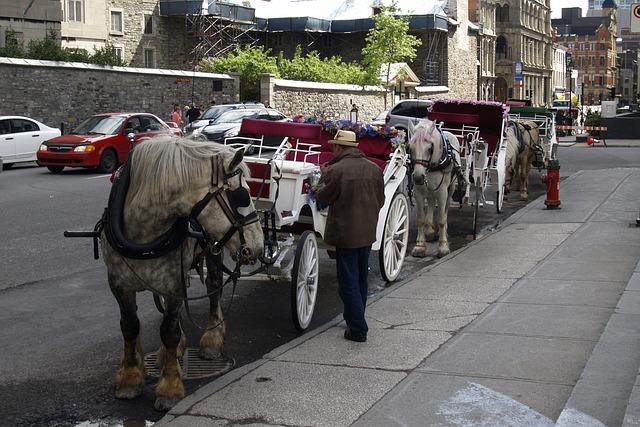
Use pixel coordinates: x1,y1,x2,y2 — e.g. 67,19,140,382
224,128,239,138
39,144,48,151
74,145,96,152
192,127,202,136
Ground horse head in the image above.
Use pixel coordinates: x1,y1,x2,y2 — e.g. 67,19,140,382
127,137,264,265
409,119,442,186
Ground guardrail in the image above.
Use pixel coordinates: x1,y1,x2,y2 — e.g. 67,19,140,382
554,125,608,147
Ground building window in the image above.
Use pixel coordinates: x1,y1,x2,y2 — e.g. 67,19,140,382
600,56,605,66
67,0,83,22
114,46,123,62
144,48,155,68
110,10,123,34
579,43,584,51
600,42,605,50
496,4,509,22
143,14,154,35
496,36,507,60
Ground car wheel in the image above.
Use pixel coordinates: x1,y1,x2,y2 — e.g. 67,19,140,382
2,163,14,170
98,149,118,173
47,166,64,173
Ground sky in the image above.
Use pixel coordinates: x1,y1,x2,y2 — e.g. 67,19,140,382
551,0,589,18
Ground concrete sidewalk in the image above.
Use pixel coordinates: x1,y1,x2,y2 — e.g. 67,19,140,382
157,168,640,427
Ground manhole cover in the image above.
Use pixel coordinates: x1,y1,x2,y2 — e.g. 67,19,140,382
144,348,234,380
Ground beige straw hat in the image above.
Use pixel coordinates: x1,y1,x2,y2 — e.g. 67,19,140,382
329,130,358,147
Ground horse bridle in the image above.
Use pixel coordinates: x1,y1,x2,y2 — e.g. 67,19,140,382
189,156,259,264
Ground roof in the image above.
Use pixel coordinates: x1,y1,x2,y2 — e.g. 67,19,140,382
228,0,449,32
231,0,447,20
552,7,613,36
379,63,421,86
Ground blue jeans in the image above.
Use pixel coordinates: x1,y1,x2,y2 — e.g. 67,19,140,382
336,246,371,338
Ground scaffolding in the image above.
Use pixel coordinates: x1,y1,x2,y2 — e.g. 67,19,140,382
185,13,258,61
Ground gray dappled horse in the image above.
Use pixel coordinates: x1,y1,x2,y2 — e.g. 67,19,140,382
101,136,263,411
409,119,464,258
504,120,542,201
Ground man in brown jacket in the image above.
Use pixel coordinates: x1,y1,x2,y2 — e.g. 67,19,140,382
316,130,385,342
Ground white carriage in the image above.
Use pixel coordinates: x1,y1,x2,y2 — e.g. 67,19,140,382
507,106,558,166
225,119,410,331
424,100,509,235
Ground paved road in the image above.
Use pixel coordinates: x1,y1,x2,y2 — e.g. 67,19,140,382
0,147,595,426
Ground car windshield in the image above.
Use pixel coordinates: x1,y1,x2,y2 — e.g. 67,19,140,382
201,106,230,120
72,116,125,135
213,110,258,124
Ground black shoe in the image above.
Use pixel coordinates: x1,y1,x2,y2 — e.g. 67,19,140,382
344,330,367,342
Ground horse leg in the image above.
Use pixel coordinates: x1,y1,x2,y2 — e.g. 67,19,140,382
425,192,436,241
436,181,451,258
412,190,428,257
155,296,185,411
112,287,145,400
199,255,226,359
520,155,531,201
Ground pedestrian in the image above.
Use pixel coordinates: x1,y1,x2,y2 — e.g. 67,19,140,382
171,104,183,129
187,103,201,123
315,130,384,343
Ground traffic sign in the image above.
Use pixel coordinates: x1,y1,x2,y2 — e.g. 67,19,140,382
631,4,640,33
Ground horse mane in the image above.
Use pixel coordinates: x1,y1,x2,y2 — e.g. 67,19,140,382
127,135,248,208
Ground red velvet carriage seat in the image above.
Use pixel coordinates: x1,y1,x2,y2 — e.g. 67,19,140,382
238,118,392,171
427,101,507,156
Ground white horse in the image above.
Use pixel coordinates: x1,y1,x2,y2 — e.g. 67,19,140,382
409,119,463,258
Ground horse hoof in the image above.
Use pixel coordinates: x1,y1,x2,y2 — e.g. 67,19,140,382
412,247,427,258
154,396,180,412
199,346,223,360
520,195,528,202
115,385,143,400
437,248,450,258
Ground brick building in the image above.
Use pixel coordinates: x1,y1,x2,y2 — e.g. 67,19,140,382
552,4,618,106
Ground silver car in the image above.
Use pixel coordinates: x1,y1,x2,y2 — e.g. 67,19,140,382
385,99,433,132
184,102,264,134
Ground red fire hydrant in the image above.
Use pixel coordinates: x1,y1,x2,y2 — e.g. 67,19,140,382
541,159,561,209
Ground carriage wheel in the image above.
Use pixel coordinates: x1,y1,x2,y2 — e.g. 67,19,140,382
496,185,505,214
379,192,410,282
290,230,319,332
472,184,481,239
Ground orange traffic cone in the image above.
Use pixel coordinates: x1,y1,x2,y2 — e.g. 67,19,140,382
587,136,594,146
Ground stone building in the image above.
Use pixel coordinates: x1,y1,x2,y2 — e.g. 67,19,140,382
493,0,553,107
55,0,190,69
552,4,618,106
469,0,497,101
0,0,63,47
552,42,567,96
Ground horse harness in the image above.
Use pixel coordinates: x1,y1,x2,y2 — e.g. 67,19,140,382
74,156,259,328
410,127,461,193
510,121,544,167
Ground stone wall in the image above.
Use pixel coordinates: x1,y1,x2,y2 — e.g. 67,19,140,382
0,58,238,130
260,74,391,120
446,0,479,100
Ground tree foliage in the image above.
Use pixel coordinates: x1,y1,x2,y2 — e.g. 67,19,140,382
0,29,122,66
200,45,279,100
278,46,372,85
361,6,422,87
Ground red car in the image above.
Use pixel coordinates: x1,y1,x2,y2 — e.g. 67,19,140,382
37,113,181,173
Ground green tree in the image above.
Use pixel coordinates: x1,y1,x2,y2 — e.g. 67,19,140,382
200,46,279,100
26,30,67,61
278,46,370,85
91,42,124,66
0,28,25,58
361,6,422,106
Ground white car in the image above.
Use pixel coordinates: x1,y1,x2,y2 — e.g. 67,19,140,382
0,116,61,169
